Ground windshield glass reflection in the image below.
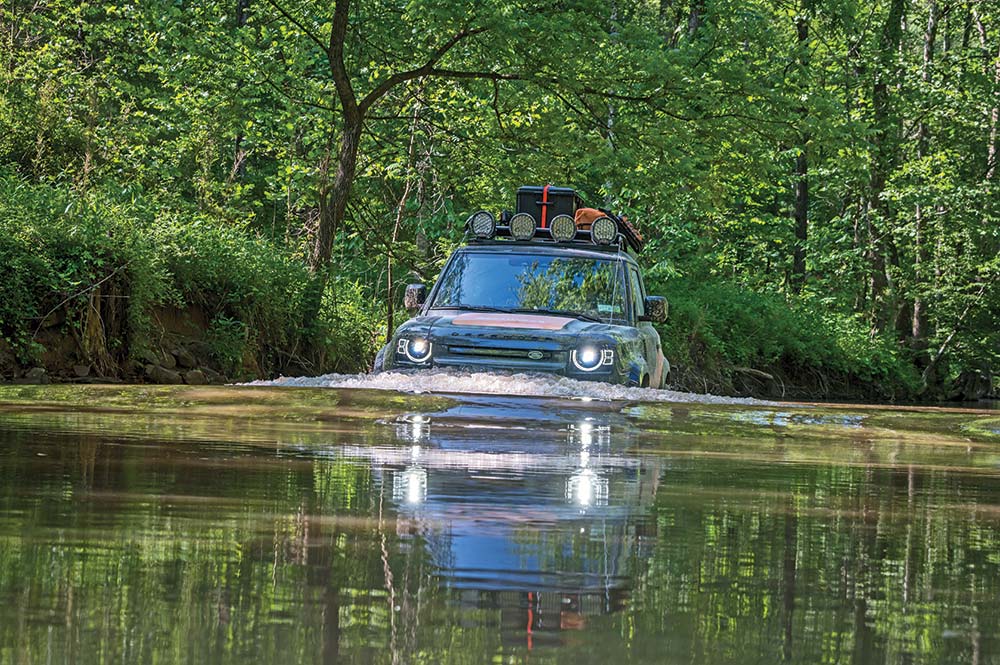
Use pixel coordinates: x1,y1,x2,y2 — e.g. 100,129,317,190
432,252,628,322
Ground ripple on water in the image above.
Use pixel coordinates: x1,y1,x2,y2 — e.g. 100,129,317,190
729,410,865,428
248,368,768,405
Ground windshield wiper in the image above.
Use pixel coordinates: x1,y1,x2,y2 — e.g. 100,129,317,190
435,304,511,313
510,308,602,323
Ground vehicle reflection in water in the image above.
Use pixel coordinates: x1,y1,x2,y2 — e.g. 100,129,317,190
327,407,655,647
3,388,1000,664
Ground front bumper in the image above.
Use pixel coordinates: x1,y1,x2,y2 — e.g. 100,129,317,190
390,337,624,383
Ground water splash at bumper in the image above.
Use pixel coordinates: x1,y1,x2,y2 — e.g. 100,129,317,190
249,368,765,405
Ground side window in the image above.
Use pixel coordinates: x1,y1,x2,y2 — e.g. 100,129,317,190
628,267,645,320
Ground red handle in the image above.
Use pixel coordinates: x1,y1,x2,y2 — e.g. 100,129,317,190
540,184,550,229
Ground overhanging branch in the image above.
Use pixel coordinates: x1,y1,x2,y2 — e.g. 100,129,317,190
426,68,522,81
265,0,328,56
359,26,489,112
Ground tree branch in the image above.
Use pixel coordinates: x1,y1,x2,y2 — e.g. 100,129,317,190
264,0,329,56
425,67,522,81
217,35,338,113
359,26,488,112
329,0,359,118
255,72,337,113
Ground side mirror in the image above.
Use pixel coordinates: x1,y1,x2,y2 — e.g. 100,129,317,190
404,284,427,311
641,296,668,323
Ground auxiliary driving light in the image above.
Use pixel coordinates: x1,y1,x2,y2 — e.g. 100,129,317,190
509,212,537,240
467,210,496,239
549,214,576,242
398,337,432,363
590,216,618,245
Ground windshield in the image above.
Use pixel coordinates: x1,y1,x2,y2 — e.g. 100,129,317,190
431,252,628,323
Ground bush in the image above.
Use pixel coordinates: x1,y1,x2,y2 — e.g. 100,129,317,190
654,277,919,399
318,280,384,372
0,170,382,378
205,315,248,376
0,171,169,366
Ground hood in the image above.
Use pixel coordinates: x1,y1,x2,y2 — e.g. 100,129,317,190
399,310,616,348
449,312,576,331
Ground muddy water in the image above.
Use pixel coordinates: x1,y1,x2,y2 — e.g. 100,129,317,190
0,385,999,664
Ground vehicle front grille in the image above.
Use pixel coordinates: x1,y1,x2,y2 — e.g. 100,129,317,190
447,346,552,361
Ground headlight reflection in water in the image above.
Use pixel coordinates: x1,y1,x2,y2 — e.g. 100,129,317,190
392,445,428,505
396,415,431,444
566,419,610,507
566,467,608,508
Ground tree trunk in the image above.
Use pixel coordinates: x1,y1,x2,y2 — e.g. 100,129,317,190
792,149,808,293
791,5,810,294
989,42,1000,180
912,1,938,345
308,0,360,274
229,1,250,185
865,0,905,329
974,11,1000,179
687,0,705,38
313,119,361,270
236,0,250,26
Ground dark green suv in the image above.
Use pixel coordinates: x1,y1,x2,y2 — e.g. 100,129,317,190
374,187,669,388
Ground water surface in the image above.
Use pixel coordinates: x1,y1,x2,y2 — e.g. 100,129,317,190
0,384,998,664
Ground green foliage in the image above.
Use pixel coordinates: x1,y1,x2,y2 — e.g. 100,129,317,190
0,170,381,376
656,278,919,398
0,0,997,395
318,281,384,372
0,170,169,363
205,315,247,376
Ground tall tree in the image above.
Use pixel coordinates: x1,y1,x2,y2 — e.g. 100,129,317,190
974,8,999,180
865,0,906,327
790,0,811,294
911,0,939,347
263,0,494,269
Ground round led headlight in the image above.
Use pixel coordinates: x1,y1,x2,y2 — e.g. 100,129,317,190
398,336,432,363
509,213,536,241
572,345,612,372
550,214,576,242
590,216,618,245
467,210,496,239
